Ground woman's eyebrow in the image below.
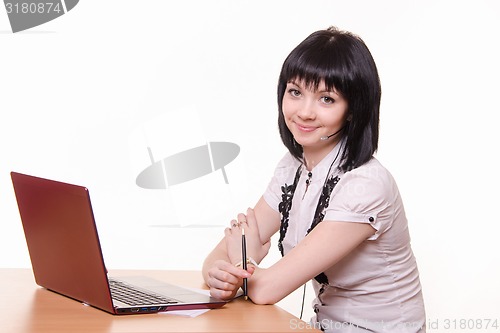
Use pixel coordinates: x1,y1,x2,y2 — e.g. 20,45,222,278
317,88,338,95
287,80,339,96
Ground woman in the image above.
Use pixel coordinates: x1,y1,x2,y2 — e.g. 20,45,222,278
202,27,426,332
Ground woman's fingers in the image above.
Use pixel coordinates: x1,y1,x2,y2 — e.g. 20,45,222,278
207,260,252,300
207,260,251,287
246,208,257,228
245,208,261,239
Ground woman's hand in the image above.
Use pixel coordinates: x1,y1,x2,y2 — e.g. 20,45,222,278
224,208,271,264
205,259,255,300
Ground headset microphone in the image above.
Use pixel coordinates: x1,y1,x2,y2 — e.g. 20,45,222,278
320,126,345,141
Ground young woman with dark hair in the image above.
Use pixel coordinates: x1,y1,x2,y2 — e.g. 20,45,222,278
202,27,426,332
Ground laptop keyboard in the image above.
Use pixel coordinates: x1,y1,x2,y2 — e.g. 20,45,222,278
109,279,178,306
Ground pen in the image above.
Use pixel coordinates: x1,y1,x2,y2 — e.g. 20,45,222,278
242,228,248,300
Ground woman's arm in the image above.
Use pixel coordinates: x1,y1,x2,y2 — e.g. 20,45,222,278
246,220,376,304
202,196,281,299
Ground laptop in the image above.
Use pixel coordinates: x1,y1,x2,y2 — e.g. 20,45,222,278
10,171,226,315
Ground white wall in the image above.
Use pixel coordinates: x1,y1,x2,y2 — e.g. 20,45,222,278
1,0,499,330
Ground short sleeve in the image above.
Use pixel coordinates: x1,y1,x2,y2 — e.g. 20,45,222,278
263,153,301,213
323,159,397,240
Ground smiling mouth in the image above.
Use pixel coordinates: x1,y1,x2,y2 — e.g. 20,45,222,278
295,122,318,133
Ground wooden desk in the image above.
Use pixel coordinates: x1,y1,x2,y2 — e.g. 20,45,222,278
0,268,318,332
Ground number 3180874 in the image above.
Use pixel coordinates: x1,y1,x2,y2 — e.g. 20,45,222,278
5,2,62,14
444,319,499,330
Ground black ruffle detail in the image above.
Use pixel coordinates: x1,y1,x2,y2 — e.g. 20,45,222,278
277,166,302,256
307,175,340,234
314,272,329,285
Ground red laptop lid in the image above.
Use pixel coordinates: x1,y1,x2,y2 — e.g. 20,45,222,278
11,172,115,313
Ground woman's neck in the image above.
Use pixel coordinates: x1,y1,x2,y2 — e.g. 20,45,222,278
303,139,341,171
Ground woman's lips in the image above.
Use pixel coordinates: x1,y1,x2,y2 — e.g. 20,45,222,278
295,122,318,133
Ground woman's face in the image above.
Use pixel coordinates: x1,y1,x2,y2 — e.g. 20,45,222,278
282,78,349,162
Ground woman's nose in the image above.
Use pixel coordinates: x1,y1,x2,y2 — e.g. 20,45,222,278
296,99,316,119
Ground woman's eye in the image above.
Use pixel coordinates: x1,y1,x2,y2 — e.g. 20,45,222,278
288,89,301,97
321,96,335,104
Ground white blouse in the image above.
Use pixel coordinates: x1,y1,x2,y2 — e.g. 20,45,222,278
263,143,426,332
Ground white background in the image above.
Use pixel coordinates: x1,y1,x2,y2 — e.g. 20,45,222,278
1,0,499,330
